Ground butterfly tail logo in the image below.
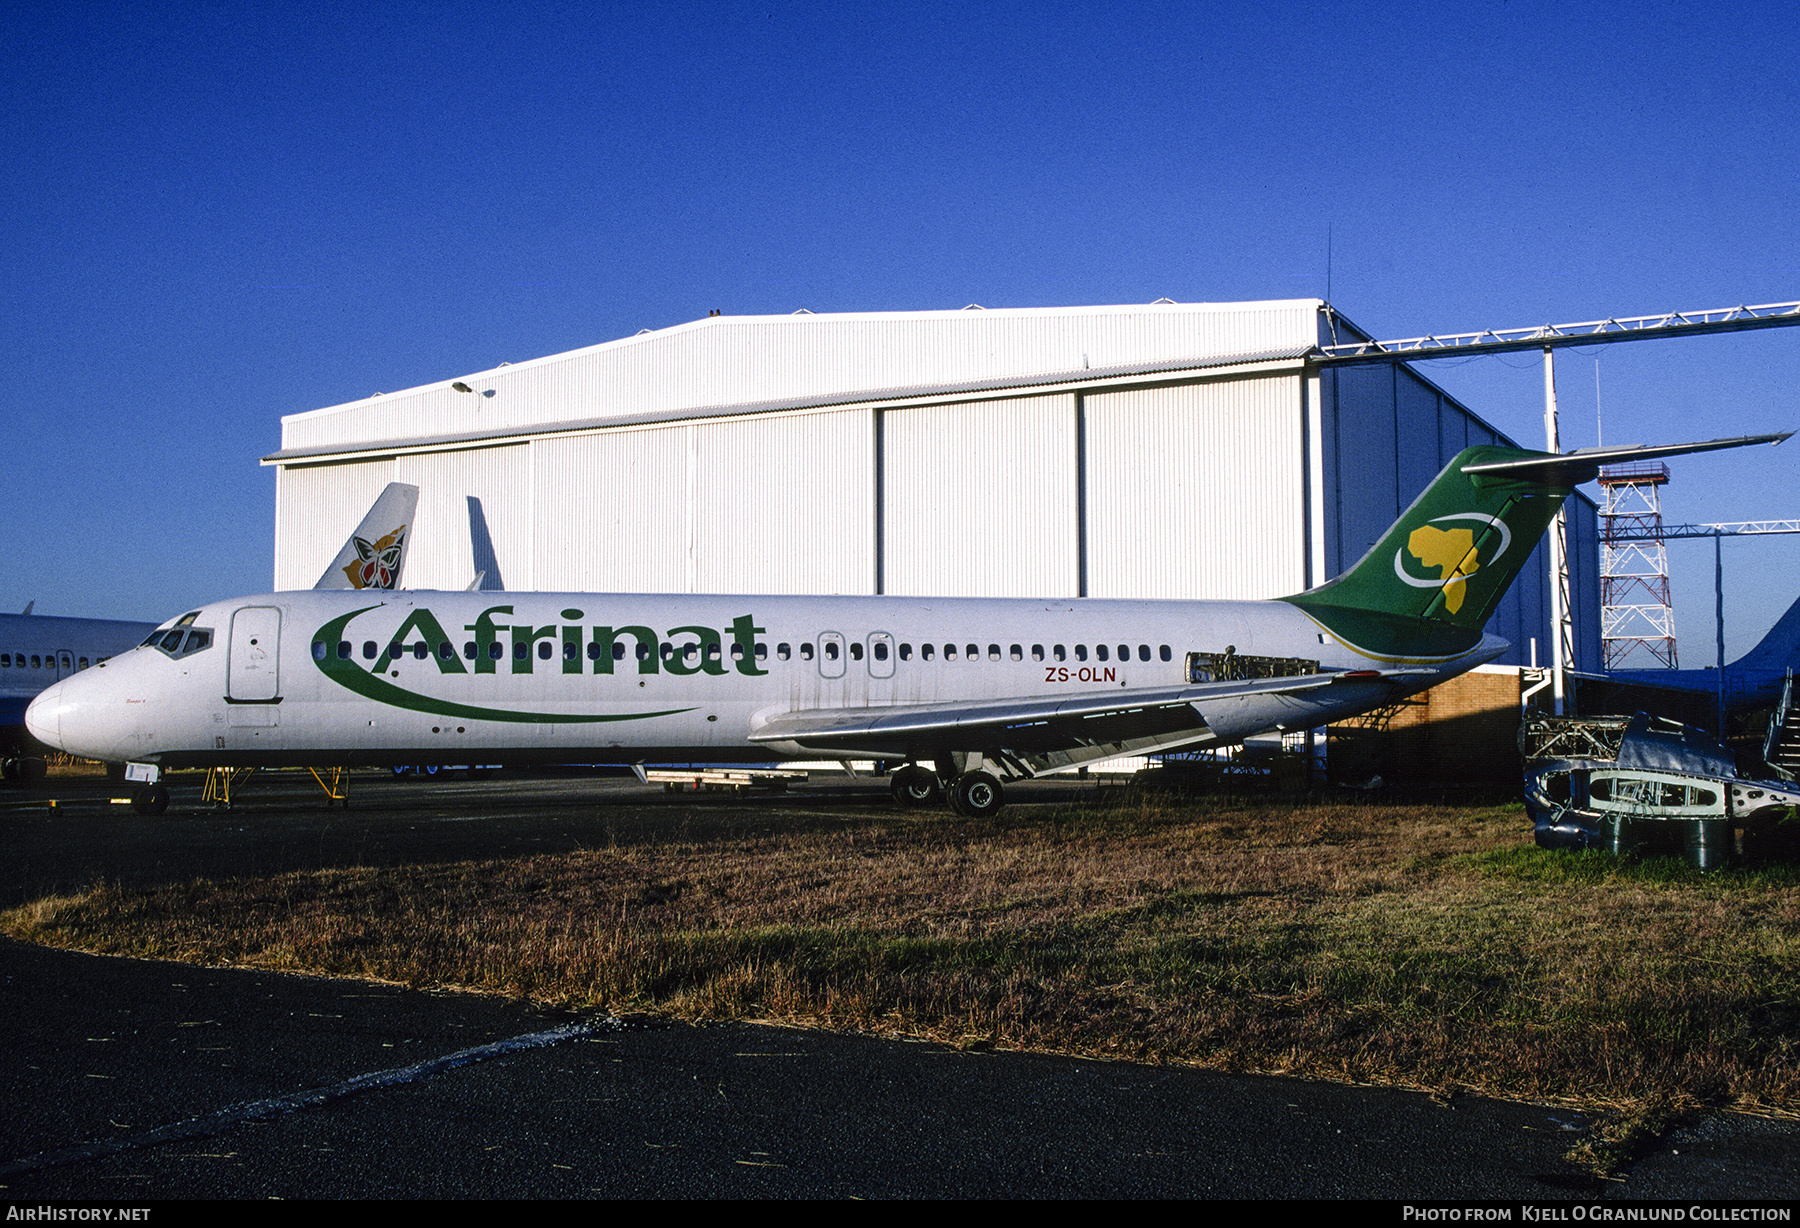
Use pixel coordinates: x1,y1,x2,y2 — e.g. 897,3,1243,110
343,525,408,590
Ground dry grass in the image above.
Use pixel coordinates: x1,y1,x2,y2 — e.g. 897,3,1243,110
6,791,1798,1123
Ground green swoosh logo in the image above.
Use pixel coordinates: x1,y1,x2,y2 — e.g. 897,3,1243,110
312,606,697,725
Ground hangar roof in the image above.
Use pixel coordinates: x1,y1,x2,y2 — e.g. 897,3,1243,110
265,299,1335,464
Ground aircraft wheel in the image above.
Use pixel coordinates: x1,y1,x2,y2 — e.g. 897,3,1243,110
16,757,45,783
890,765,941,808
950,771,1004,817
132,784,170,816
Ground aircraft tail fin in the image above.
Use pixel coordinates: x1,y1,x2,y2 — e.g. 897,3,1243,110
1735,589,1800,671
313,483,420,591
1283,435,1788,659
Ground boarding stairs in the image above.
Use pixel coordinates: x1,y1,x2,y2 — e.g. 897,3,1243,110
1761,669,1800,781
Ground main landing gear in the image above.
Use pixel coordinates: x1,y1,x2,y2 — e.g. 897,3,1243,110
889,762,1006,817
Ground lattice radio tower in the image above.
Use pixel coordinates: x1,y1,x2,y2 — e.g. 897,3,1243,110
1598,461,1678,668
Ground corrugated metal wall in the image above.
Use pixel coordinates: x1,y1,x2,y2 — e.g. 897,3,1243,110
1085,375,1306,600
883,395,1078,598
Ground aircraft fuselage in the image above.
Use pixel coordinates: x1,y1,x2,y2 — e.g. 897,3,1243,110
26,589,1503,772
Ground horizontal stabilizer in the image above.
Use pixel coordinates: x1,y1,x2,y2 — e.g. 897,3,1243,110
1461,433,1790,483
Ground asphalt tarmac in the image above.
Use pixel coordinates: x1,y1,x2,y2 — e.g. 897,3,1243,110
0,770,1795,1200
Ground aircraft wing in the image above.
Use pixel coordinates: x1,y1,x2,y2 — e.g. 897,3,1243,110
747,668,1432,760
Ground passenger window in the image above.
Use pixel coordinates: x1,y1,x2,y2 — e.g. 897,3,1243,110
364,641,378,660
466,642,478,659
443,643,459,661
1054,645,1065,661
876,642,891,661
730,642,744,659
1075,645,1088,661
31,655,41,669
78,657,88,669
587,642,602,660
944,644,957,660
921,643,934,660
1096,645,1109,661
414,643,429,660
562,642,577,661
777,643,791,660
706,642,721,661
313,641,327,660
490,642,506,660
755,643,768,659
825,642,839,661
898,643,910,661
339,641,353,659
1118,644,1129,661
1160,645,1171,662
1138,645,1150,662
966,644,979,660
1010,644,1022,661
514,642,528,661
636,643,651,661
2,654,10,667
800,643,814,661
1031,644,1043,661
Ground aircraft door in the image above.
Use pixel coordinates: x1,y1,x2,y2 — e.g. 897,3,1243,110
867,632,894,678
228,606,282,702
817,632,845,679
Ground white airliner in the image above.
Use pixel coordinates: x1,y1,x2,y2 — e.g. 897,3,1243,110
26,439,1785,814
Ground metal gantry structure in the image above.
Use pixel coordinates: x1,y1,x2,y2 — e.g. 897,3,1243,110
1598,461,1679,670
1315,301,1800,364
1310,298,1800,712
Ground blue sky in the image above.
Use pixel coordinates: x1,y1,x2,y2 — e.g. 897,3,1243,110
4,0,1797,660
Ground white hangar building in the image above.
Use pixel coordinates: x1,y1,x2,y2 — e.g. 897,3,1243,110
263,299,1601,671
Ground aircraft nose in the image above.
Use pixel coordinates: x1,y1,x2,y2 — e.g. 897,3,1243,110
25,680,65,750
26,674,122,761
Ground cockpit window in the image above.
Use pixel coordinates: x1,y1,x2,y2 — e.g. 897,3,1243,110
149,624,215,659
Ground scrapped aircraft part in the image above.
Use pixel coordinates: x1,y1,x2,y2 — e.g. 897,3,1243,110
1518,714,1632,763
890,764,941,808
1521,710,1800,868
950,770,1004,817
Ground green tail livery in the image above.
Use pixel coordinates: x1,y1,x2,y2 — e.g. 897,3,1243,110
1283,436,1790,661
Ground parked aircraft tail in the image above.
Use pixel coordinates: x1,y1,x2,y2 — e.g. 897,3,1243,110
313,483,420,591
1283,435,1789,660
